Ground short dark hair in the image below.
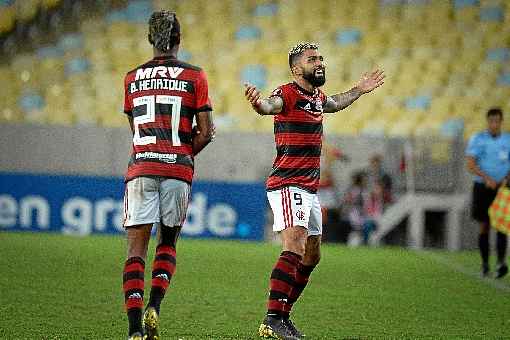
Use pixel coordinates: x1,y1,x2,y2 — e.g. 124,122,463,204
148,10,181,52
288,42,319,69
487,107,503,119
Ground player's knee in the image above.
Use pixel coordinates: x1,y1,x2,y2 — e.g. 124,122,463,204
126,231,150,259
285,239,306,257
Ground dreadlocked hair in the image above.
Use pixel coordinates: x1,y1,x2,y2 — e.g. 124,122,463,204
288,42,319,68
148,10,181,52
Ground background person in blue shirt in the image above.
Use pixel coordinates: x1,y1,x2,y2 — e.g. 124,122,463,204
466,108,509,279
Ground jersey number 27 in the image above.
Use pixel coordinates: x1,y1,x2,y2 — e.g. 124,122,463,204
132,95,182,146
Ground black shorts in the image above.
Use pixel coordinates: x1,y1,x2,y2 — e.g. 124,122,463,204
471,182,498,224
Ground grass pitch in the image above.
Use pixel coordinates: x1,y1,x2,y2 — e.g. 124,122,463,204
0,232,508,339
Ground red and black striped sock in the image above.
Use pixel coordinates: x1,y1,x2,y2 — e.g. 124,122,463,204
123,256,145,336
283,262,316,318
148,244,176,314
267,251,302,319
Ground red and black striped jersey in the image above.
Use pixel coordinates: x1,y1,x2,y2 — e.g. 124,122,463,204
266,82,327,193
123,56,212,184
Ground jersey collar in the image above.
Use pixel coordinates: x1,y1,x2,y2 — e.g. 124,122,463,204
292,82,317,96
153,55,177,61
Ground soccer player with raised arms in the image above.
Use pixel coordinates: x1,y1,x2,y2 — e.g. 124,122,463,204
245,42,384,339
121,11,214,340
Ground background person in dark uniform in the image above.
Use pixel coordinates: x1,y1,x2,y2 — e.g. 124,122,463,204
466,108,510,279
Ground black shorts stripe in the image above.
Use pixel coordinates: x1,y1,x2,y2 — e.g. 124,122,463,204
276,145,321,157
270,167,320,179
274,121,323,134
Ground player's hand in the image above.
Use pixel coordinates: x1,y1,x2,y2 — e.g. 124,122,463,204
485,177,498,190
356,69,385,94
193,125,216,141
244,83,262,108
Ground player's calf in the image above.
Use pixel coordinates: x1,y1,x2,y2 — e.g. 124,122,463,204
123,257,145,337
148,244,177,314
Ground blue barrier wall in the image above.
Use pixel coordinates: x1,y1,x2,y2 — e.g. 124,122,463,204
0,173,266,240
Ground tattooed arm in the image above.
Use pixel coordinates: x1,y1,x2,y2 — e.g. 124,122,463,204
323,87,364,113
244,83,283,115
323,69,385,113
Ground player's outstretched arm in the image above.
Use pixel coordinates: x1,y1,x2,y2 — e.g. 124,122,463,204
244,83,283,115
192,111,214,156
324,69,385,113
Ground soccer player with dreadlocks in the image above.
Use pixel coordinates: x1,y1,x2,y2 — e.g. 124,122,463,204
245,43,385,339
121,10,214,340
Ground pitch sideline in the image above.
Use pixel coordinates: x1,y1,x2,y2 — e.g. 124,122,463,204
417,250,510,293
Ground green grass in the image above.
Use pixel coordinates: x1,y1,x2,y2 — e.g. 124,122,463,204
0,232,509,339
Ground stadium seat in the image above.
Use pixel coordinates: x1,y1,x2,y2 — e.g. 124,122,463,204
240,64,268,90
1,0,507,137
235,25,262,41
440,118,465,138
0,3,15,34
15,0,40,24
480,5,504,21
336,28,362,46
41,0,61,10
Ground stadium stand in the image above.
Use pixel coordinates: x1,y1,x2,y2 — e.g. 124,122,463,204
1,0,509,138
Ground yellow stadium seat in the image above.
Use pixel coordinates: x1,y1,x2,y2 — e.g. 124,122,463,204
430,97,455,117
41,0,61,10
3,0,505,134
414,119,442,137
38,57,65,88
0,5,16,34
387,121,415,137
326,114,362,136
0,106,22,123
360,117,392,136
452,99,481,121
454,6,479,24
254,116,275,133
100,108,126,128
15,0,40,23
